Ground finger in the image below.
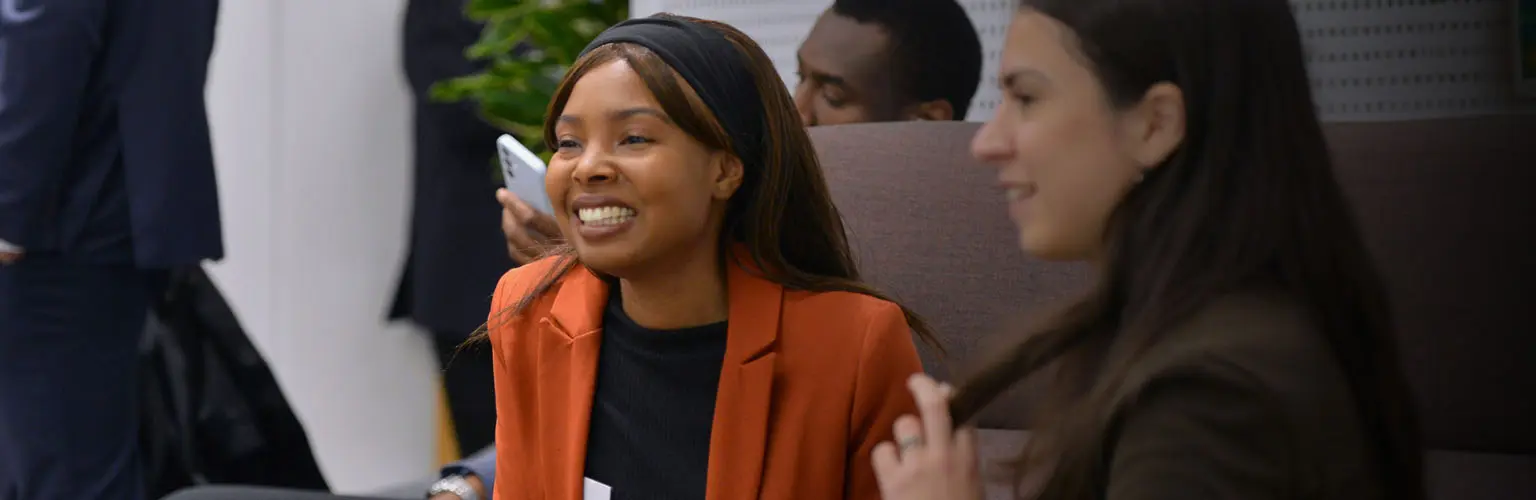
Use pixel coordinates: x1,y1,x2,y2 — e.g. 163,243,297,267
525,209,562,239
954,427,985,497
508,199,552,239
892,414,924,457
908,373,954,452
505,242,536,265
954,426,980,472
505,196,560,241
502,215,543,264
498,188,523,210
870,441,902,477
509,197,535,221
505,231,544,263
501,208,521,241
504,235,536,264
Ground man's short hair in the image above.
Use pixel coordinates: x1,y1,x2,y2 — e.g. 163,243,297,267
830,0,984,119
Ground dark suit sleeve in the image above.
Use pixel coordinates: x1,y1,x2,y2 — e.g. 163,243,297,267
439,445,497,497
1106,360,1294,500
463,445,497,496
0,0,108,244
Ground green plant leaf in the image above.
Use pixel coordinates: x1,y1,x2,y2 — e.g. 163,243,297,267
464,0,530,20
438,0,627,155
466,16,529,60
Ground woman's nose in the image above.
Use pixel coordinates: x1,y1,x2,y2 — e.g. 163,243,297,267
571,150,618,184
793,85,817,127
970,118,1012,167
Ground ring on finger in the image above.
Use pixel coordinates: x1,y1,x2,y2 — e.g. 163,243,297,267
897,435,924,453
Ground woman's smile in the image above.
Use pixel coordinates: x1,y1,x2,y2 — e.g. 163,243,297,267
570,193,638,242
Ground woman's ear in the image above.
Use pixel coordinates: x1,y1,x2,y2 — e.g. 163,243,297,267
1123,82,1186,169
712,154,745,200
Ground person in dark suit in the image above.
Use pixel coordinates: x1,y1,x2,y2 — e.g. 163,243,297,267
389,0,516,455
0,0,223,499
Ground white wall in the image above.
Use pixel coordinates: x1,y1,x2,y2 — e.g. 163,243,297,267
204,0,438,493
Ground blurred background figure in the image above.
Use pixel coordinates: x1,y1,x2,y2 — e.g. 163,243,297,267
389,0,517,458
0,0,224,499
793,0,983,125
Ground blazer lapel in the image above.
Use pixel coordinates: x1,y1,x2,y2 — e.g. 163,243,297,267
538,266,608,500
704,255,783,500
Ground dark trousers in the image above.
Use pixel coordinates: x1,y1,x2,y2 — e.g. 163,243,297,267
432,333,497,454
0,255,167,500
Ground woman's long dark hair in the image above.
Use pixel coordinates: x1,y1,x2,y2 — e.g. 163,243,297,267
948,0,1423,498
467,14,937,348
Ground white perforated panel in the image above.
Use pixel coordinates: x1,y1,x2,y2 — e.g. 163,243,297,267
631,0,1535,122
1294,0,1533,121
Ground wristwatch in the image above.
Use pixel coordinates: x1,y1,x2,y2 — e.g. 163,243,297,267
426,474,480,500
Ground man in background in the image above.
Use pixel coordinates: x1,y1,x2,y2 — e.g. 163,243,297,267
0,0,224,499
794,0,983,125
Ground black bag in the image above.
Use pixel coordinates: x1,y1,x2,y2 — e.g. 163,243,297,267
138,266,330,498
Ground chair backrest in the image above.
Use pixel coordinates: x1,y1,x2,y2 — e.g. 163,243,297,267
810,117,1536,454
810,122,1089,429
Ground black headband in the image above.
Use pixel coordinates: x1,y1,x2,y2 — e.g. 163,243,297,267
579,15,765,170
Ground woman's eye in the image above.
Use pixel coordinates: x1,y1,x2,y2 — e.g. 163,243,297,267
620,135,651,145
555,139,580,150
822,91,847,108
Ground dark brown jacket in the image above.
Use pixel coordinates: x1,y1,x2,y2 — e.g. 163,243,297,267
1094,292,1381,499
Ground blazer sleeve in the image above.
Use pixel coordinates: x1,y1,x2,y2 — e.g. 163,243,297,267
489,257,563,500
490,268,525,500
1106,359,1293,500
844,301,925,499
0,0,108,244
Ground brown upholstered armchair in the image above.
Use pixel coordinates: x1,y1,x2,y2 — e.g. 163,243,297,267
808,117,1535,500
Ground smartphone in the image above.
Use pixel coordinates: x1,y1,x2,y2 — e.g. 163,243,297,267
496,134,555,215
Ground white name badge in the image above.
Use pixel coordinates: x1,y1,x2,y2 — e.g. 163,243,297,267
582,477,613,500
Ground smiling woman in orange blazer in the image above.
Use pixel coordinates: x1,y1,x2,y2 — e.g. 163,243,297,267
473,14,932,500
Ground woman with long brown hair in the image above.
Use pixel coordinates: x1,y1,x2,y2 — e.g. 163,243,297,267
871,0,1424,499
479,13,933,500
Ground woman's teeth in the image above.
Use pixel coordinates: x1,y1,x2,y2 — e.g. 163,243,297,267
576,206,635,226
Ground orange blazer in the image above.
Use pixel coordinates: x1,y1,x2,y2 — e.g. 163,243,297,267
487,255,923,500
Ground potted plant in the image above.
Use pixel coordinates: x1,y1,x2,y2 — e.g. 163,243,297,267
432,0,628,161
